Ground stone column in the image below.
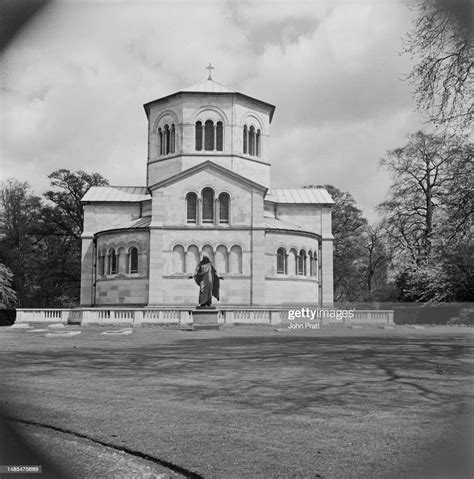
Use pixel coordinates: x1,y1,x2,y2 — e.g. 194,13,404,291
80,236,95,306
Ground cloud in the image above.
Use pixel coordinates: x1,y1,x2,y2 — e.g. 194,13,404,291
0,0,421,222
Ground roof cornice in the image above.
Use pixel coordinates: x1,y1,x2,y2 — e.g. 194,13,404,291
143,91,276,123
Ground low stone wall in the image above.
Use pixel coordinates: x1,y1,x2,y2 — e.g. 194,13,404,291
15,308,394,326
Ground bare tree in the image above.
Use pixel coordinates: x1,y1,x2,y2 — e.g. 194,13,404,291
404,0,473,129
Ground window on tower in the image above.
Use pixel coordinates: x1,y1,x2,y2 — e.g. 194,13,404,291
243,124,261,158
204,120,214,151
158,123,175,156
195,120,223,152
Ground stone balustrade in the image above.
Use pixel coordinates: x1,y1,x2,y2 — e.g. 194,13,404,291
15,308,394,326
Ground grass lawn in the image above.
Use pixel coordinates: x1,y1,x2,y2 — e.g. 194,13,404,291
0,325,473,478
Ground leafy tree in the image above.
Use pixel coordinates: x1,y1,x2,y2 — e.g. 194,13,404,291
44,169,109,239
404,0,473,129
0,180,43,306
379,131,473,301
0,263,17,308
0,170,109,307
37,170,109,306
304,185,389,301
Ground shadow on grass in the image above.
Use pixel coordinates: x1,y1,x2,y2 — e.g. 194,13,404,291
2,335,473,414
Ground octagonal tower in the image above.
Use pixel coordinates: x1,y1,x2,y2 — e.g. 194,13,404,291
143,76,275,189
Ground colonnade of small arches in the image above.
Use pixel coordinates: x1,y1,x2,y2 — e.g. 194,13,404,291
172,244,243,274
97,246,141,276
191,120,261,158
186,188,230,224
276,247,318,277
158,123,176,156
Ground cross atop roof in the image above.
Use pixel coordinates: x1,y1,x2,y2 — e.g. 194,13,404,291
206,62,215,80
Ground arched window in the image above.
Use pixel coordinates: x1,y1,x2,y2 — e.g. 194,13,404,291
219,193,230,224
298,249,307,275
309,251,313,276
277,248,287,274
187,245,200,273
108,249,117,275
202,187,214,223
216,121,223,151
195,121,203,151
158,128,163,155
256,129,261,157
202,245,214,264
170,124,175,153
204,120,214,151
186,192,198,223
312,251,318,277
164,124,170,154
243,125,248,154
249,126,255,156
288,249,297,275
129,247,138,274
215,245,228,273
229,245,242,274
172,245,185,273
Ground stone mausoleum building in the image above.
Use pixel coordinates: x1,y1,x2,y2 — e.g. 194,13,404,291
80,70,334,308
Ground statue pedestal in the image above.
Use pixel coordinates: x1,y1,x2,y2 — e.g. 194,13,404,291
192,307,220,331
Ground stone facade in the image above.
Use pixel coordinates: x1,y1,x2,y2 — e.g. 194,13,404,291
80,78,334,307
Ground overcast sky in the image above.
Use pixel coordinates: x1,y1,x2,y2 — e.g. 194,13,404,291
1,0,425,221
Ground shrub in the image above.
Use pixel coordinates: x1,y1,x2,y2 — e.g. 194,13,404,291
0,309,16,326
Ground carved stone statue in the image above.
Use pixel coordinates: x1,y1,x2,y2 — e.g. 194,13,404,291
190,256,222,307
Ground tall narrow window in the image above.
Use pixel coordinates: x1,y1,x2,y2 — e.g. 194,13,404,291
204,120,214,151
243,125,248,154
164,125,170,154
170,124,175,153
186,192,197,223
216,121,223,151
249,126,255,155
277,248,287,274
309,251,313,276
128,247,138,274
256,129,261,157
219,193,230,223
195,121,203,151
158,128,163,155
108,249,117,275
202,188,214,223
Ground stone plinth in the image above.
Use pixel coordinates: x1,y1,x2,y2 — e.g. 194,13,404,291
192,307,220,330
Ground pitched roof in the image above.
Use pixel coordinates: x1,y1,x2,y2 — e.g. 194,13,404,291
81,186,150,203
265,188,334,205
148,160,267,192
143,78,276,122
181,78,237,94
264,216,304,232
107,216,151,230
